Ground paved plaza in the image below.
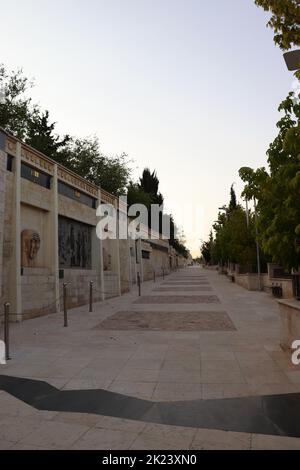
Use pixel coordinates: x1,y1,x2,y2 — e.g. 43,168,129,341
1,267,300,449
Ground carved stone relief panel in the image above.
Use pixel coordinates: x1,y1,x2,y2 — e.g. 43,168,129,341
21,230,41,267
58,216,92,269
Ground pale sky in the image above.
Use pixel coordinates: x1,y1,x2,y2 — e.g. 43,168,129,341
1,0,294,256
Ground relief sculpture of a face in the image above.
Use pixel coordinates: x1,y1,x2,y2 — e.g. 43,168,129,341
21,230,41,267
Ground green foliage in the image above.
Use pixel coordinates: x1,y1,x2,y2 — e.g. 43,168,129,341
26,110,71,159
255,0,300,51
213,205,257,266
229,184,237,212
0,66,34,140
127,167,163,209
139,168,164,205
60,137,132,196
169,215,189,259
239,92,300,269
201,188,258,267
201,231,214,264
0,65,189,256
0,66,70,153
0,65,132,196
127,182,153,208
128,168,189,258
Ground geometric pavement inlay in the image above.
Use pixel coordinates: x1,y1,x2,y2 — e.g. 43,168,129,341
134,295,220,304
162,282,210,286
153,287,213,292
93,311,235,331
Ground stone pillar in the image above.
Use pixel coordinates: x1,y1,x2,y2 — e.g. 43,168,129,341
0,133,6,302
268,263,282,280
138,238,143,282
97,189,105,301
115,208,121,296
51,165,60,312
118,207,131,293
127,236,132,290
10,141,22,321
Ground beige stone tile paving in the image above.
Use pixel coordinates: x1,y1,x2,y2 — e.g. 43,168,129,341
191,428,252,450
70,427,139,450
18,421,90,449
1,268,300,449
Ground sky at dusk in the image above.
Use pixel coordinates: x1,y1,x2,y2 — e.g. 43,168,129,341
1,0,295,255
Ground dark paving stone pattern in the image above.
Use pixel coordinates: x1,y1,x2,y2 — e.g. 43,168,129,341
134,295,220,304
93,311,235,331
154,287,213,292
171,277,207,279
1,375,300,438
162,282,210,286
172,278,207,280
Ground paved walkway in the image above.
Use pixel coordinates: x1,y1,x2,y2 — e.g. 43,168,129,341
1,267,300,449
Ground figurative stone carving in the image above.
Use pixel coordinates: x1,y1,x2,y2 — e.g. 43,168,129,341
21,230,41,267
58,216,91,269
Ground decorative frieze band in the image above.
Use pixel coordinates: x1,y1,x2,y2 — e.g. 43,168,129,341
4,132,117,202
21,147,54,175
57,167,98,198
101,188,117,206
5,137,17,156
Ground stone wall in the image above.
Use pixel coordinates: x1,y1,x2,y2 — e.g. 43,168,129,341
141,241,153,281
150,246,170,277
278,299,300,351
129,239,137,285
58,194,97,226
267,278,293,299
234,273,268,291
104,272,119,298
59,269,102,310
230,269,293,299
119,239,130,293
21,268,55,319
0,130,186,321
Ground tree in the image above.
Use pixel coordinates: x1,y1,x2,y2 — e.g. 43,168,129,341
128,168,189,258
0,65,70,155
0,66,35,140
139,168,164,205
26,110,70,159
126,182,153,208
202,187,258,268
254,1,300,51
201,231,215,264
214,206,257,266
60,136,132,196
239,91,300,269
0,65,133,196
169,215,189,259
229,184,237,212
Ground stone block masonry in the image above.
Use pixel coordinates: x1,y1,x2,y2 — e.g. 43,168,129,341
0,129,189,321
